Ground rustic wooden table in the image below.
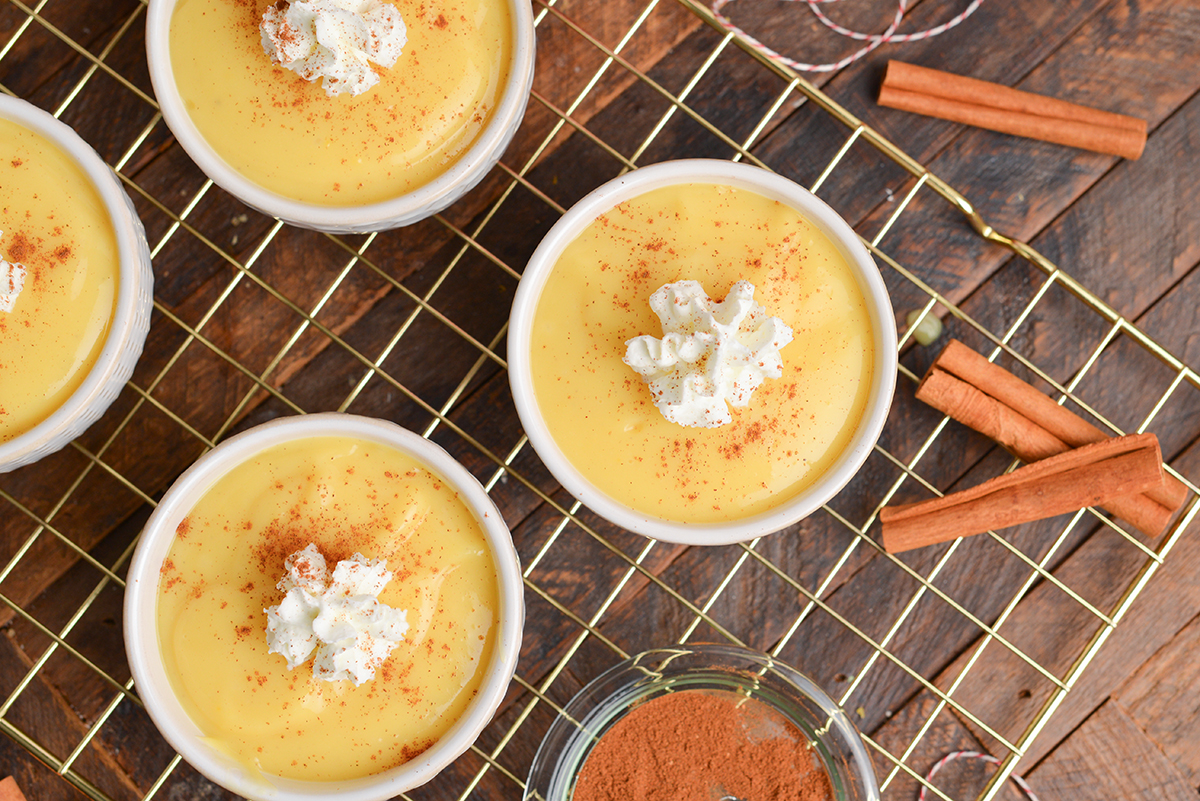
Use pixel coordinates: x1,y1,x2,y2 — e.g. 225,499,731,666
1,1,1198,800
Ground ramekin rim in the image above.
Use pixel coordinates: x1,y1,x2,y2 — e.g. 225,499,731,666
0,94,151,470
143,0,535,230
506,158,898,545
123,412,524,801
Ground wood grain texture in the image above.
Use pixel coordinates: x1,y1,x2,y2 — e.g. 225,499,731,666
753,0,1106,224
1027,700,1198,801
1116,614,1200,786
870,691,1004,801
870,442,1200,776
0,633,138,801
850,80,1200,764
848,0,1200,327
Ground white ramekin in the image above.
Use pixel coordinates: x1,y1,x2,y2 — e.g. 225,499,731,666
507,159,898,546
0,96,153,474
123,413,524,801
144,0,535,234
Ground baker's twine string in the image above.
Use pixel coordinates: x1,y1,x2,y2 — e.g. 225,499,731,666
918,750,1040,801
708,0,983,73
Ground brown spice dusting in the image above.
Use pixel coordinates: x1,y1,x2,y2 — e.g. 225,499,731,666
572,690,833,801
398,738,435,763
160,558,182,591
251,519,338,574
6,232,33,263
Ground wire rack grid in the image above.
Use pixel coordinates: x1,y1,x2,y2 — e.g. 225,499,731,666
0,1,1196,801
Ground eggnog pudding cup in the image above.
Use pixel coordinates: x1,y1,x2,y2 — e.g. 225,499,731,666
0,96,153,473
124,414,523,801
145,0,534,233
508,160,897,545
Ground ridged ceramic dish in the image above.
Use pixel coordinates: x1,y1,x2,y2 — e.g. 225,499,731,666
124,413,524,801
145,0,535,233
0,95,153,474
508,159,897,545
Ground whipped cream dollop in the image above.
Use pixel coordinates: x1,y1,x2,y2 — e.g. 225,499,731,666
260,0,407,97
0,231,27,314
624,280,794,429
265,543,410,686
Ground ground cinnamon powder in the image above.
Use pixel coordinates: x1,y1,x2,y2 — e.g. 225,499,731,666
572,689,834,801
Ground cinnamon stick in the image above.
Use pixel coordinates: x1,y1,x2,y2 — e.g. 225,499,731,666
917,367,1175,537
919,368,1068,461
881,434,1165,553
928,340,1188,510
878,61,1147,160
0,778,28,801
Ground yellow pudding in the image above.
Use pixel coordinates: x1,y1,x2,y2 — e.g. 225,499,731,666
168,0,513,205
156,436,500,781
0,117,119,443
529,183,875,523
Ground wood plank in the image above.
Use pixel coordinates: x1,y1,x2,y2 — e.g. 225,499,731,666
873,87,1200,765
863,443,1200,781
780,67,1200,754
871,691,1002,801
756,0,1200,335
859,221,1200,773
1002,211,1200,772
750,0,1108,222
0,632,139,801
1027,700,1198,801
1116,613,1200,786
0,744,80,801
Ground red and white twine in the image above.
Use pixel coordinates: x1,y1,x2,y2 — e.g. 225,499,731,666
708,0,984,73
918,750,1040,801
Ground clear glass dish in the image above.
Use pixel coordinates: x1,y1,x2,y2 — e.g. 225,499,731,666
525,643,880,801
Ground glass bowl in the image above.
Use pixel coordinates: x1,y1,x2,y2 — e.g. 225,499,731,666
525,643,880,801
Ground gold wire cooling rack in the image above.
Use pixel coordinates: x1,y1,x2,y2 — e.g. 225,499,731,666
0,1,1197,800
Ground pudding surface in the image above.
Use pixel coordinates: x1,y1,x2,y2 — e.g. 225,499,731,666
156,435,500,781
529,182,875,523
0,117,119,443
169,0,513,205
